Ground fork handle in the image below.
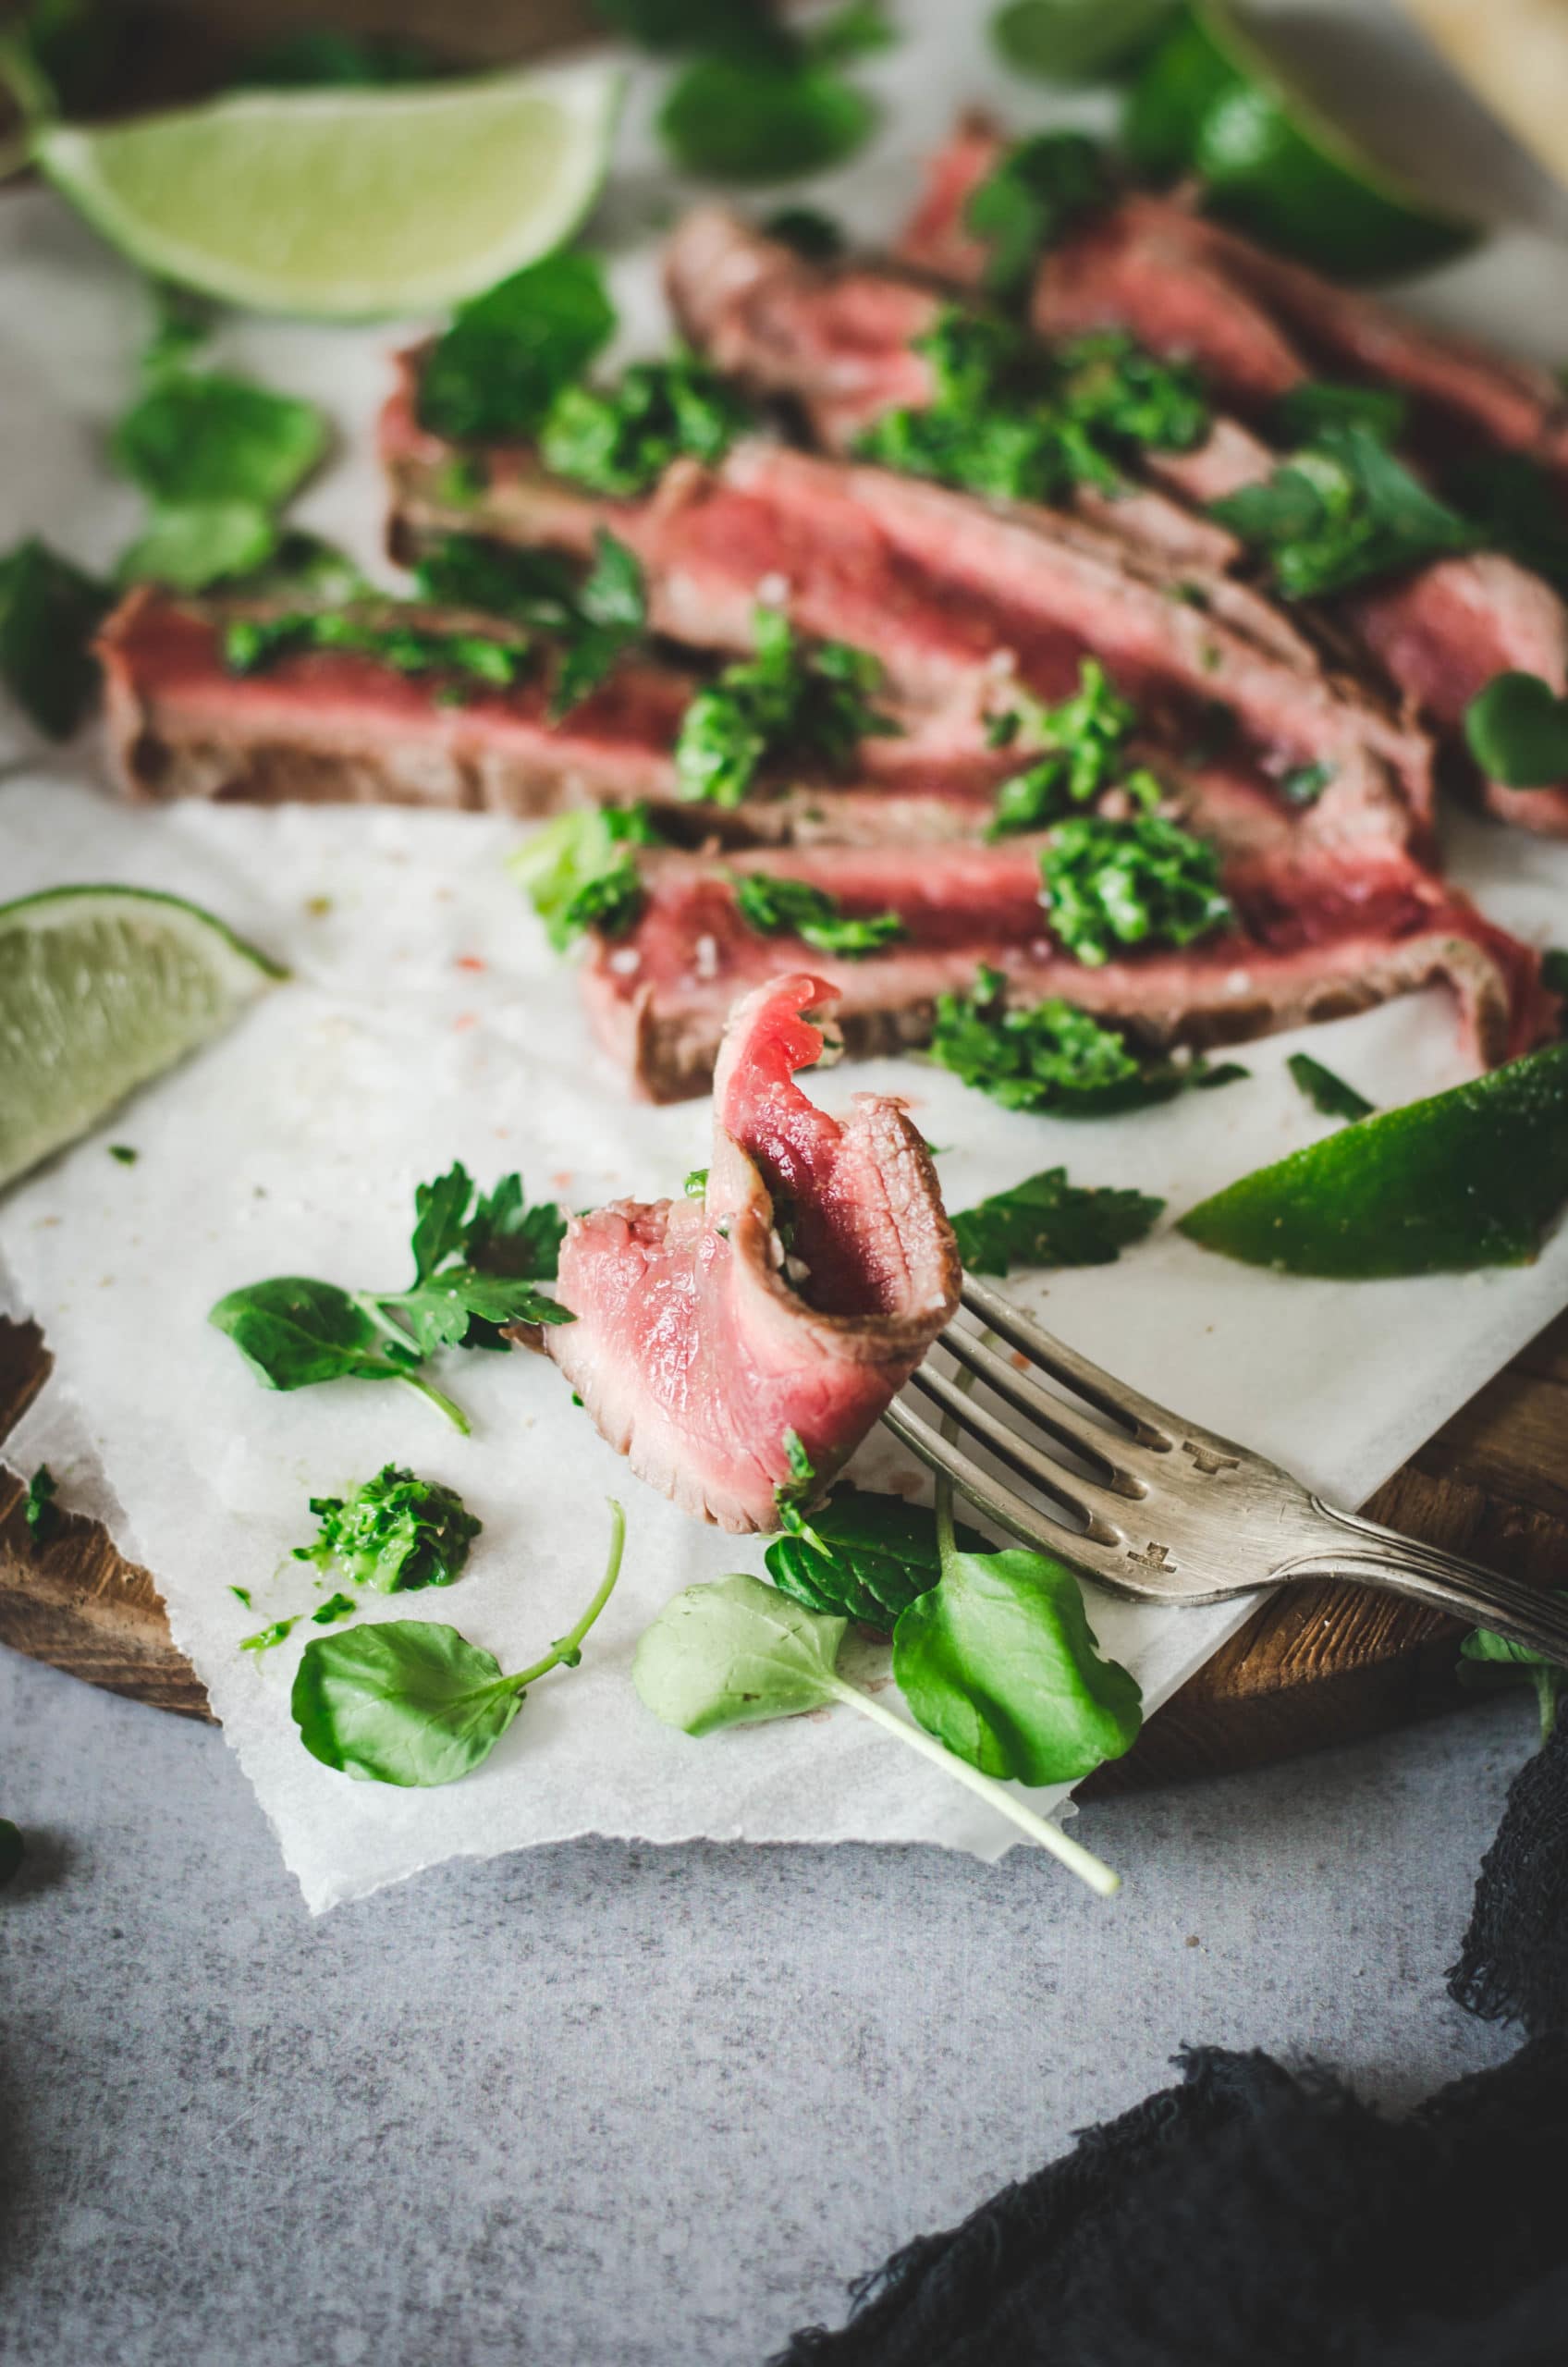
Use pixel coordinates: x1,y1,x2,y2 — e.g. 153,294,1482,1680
1286,1500,1568,1665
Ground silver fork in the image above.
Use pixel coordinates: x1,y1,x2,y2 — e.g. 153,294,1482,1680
884,1273,1568,1664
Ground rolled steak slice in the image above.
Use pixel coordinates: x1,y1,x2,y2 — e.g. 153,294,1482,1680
579,840,1550,1102
545,971,960,1531
383,367,1434,828
95,585,1031,844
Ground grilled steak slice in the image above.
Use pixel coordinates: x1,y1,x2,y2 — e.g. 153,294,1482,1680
384,364,1435,828
900,120,1568,473
546,971,960,1530
579,840,1549,1101
896,124,1568,835
94,584,1040,843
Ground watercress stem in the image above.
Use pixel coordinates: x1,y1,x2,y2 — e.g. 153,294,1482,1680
396,1371,472,1435
934,1468,957,1576
507,1500,627,1691
826,1674,1119,1895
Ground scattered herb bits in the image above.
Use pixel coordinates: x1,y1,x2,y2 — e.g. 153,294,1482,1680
674,607,899,808
951,1168,1164,1275
0,536,111,738
1038,814,1231,967
929,967,1245,1116
730,871,906,960
509,803,660,950
1286,1053,1375,1124
22,1465,59,1546
293,1466,481,1594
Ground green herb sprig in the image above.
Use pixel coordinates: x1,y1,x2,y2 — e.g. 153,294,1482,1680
292,1500,625,1785
541,350,754,497
951,1167,1164,1274
963,130,1113,301
1209,418,1475,601
414,529,647,717
209,1165,571,1434
1459,1600,1568,1741
676,606,900,807
420,249,618,445
509,803,662,950
986,659,1163,838
929,966,1247,1114
1038,813,1231,967
223,607,530,702
730,870,907,959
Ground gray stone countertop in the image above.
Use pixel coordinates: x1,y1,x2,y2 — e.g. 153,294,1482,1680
0,1644,1532,2366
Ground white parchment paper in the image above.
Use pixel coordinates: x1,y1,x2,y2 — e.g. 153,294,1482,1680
5,0,1568,1910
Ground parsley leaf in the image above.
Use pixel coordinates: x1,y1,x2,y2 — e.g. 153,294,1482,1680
0,536,110,737
964,130,1112,301
222,607,531,702
420,250,617,444
1210,420,1475,600
541,350,754,497
23,1464,59,1545
551,531,649,716
210,1169,571,1432
1286,1052,1375,1123
929,966,1245,1115
766,1485,987,1625
509,803,660,950
675,606,899,806
293,1466,481,1593
1464,670,1568,789
950,1167,1164,1274
292,1502,625,1786
730,870,906,958
1039,814,1231,966
985,659,1162,837
859,311,1206,507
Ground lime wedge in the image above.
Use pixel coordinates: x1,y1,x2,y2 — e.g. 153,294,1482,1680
0,886,284,1190
1124,0,1476,281
33,62,622,318
1177,1041,1568,1279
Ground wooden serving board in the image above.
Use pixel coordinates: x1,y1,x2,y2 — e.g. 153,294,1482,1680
4,1309,1565,1787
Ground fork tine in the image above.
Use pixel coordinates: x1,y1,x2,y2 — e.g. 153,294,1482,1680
906,1365,1130,1543
880,1400,1129,1588
960,1274,1178,1447
938,1323,1146,1487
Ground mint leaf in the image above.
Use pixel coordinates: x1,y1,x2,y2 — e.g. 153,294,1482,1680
951,1167,1164,1274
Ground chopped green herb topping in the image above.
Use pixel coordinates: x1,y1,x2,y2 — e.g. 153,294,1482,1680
311,1592,359,1625
420,250,618,445
1272,382,1409,447
417,529,647,717
986,659,1163,837
859,310,1207,508
540,350,754,497
22,1465,58,1545
1279,761,1334,806
730,870,907,959
107,1143,138,1164
240,1617,300,1653
929,965,1244,1114
683,1167,710,1198
763,203,847,261
675,606,899,807
509,803,661,950
964,130,1112,302
1039,814,1231,966
0,536,111,738
951,1167,1164,1274
1286,1052,1375,1123
222,607,530,702
293,1465,482,1594
1210,420,1474,600
230,1586,251,1607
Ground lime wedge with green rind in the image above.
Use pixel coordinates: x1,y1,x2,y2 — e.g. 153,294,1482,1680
1178,1041,1568,1278
0,886,284,1191
1123,0,1476,282
33,62,622,319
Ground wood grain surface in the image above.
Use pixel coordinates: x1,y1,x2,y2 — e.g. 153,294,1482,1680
4,1309,1565,1783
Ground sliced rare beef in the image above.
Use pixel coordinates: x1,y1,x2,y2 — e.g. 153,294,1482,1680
894,121,1568,835
578,839,1549,1102
545,971,960,1530
94,585,1037,844
383,355,1435,828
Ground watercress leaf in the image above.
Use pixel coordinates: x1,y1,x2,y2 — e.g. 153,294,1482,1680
1464,670,1568,788
291,1619,521,1785
1038,813,1231,966
410,1161,474,1284
119,499,279,594
419,250,617,444
114,371,328,510
766,1486,986,1625
1459,1596,1568,1740
893,1544,1142,1784
1286,1052,1375,1123
632,1571,847,1735
23,1464,59,1545
964,130,1111,301
659,52,876,184
294,1464,481,1592
208,1276,417,1392
951,1167,1164,1275
0,1817,21,1890
0,535,111,737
